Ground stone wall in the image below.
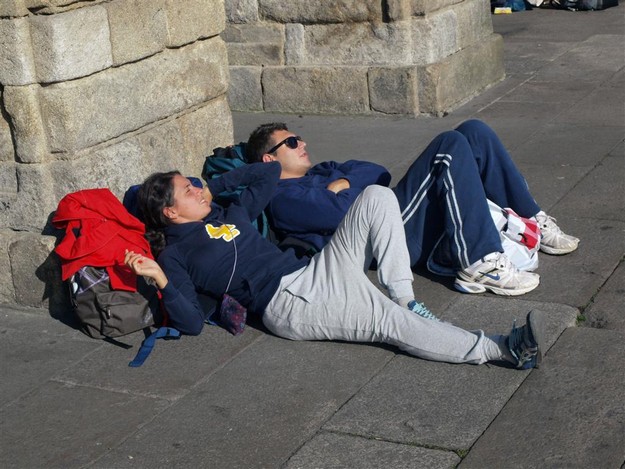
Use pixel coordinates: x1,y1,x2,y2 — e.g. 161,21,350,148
0,0,233,313
224,0,504,116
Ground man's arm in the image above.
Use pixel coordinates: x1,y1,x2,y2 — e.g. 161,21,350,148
269,181,364,235
315,160,391,190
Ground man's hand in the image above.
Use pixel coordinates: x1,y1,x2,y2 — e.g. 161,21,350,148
326,178,350,194
124,250,169,289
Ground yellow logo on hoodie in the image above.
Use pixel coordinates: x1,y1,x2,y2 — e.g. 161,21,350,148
205,223,240,242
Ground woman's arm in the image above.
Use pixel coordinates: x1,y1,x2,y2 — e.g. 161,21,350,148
125,249,207,335
205,161,281,221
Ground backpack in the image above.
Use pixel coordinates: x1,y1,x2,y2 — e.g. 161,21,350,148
69,265,160,339
53,188,181,367
201,143,270,239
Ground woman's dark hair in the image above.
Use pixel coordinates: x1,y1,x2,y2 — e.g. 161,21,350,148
246,122,289,163
137,170,180,258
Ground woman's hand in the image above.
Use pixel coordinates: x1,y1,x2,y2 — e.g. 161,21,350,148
124,250,169,289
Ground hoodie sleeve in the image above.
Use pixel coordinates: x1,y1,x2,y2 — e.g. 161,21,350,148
158,249,210,336
332,160,391,189
205,162,281,221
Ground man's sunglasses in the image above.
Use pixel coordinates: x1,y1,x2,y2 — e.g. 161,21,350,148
267,136,302,154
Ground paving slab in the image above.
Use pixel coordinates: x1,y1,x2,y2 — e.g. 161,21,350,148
582,259,625,331
322,299,576,451
554,155,625,222
459,327,625,469
88,336,393,468
1,380,170,469
54,323,265,402
520,218,624,308
0,305,101,407
284,431,460,469
511,122,622,169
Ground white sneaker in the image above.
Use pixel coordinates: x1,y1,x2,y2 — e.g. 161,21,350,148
536,211,579,255
454,252,540,296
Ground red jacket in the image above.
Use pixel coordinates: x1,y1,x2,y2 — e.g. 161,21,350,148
52,188,153,291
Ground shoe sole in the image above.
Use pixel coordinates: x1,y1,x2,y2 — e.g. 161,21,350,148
526,309,546,368
540,244,578,255
453,277,540,296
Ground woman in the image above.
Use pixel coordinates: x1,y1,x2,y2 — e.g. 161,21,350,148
125,161,545,369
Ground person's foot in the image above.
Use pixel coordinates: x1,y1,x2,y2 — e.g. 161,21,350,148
454,252,540,296
506,310,546,369
536,211,579,255
408,300,440,321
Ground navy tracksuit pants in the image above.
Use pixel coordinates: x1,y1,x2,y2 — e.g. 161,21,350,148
392,119,541,269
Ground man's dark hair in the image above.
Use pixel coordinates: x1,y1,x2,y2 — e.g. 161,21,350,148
246,122,289,163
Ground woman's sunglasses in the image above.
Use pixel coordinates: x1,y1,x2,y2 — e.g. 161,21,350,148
267,136,302,154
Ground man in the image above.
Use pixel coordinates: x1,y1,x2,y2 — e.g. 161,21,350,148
246,119,579,297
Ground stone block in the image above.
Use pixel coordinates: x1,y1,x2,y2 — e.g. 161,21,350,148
10,163,56,231
303,22,412,66
259,0,383,23
222,23,283,43
29,6,113,83
39,38,229,153
284,23,305,65
0,17,37,85
411,0,464,15
325,298,576,450
418,33,504,115
47,96,232,201
175,96,234,175
225,0,259,23
226,42,283,66
49,138,146,202
263,66,370,115
2,84,48,163
1,380,171,468
286,432,461,468
0,105,15,163
106,0,168,65
456,0,493,50
0,161,17,195
0,1,29,17
9,232,65,311
19,0,109,15
228,66,263,112
582,261,625,332
0,230,18,303
90,337,392,468
460,328,625,468
368,66,419,115
164,0,225,47
411,9,459,65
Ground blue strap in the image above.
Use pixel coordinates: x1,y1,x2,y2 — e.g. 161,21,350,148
128,327,181,367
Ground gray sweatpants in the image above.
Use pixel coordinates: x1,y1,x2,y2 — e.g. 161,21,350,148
263,185,505,365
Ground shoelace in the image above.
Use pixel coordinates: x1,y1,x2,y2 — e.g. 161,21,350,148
537,213,562,234
490,252,518,273
409,301,440,321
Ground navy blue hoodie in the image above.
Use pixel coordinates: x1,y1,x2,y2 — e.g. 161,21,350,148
158,162,308,335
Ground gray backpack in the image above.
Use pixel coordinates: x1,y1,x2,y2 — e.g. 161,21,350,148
69,266,160,339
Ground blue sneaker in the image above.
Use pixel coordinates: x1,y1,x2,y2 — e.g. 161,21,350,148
506,310,546,369
408,300,440,321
